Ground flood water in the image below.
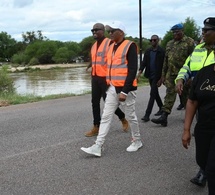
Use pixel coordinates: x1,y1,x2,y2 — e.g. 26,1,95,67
10,67,92,97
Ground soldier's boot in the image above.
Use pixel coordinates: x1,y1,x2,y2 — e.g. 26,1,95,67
151,111,168,127
85,125,99,137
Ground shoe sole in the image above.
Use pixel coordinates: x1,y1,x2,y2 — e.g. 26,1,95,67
141,118,150,122
190,179,206,187
84,133,98,137
126,143,143,152
151,120,167,127
161,122,167,127
80,147,101,157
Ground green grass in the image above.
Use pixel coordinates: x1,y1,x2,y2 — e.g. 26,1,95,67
0,76,148,106
0,92,91,106
137,76,149,86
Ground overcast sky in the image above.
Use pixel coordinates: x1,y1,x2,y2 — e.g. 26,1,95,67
0,0,215,43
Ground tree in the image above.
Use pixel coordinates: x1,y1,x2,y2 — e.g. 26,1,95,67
0,32,17,62
64,41,81,62
22,30,48,44
24,40,58,64
161,17,201,48
35,41,57,64
79,36,95,62
53,47,70,63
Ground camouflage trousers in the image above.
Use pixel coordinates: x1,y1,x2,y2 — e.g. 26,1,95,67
162,75,189,114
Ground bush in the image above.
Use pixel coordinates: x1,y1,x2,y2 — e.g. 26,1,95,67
0,65,15,94
11,53,27,65
29,57,39,65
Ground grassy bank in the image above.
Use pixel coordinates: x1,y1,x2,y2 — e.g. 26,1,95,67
0,92,91,107
0,72,148,107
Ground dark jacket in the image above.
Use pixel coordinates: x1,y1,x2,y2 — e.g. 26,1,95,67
139,45,165,81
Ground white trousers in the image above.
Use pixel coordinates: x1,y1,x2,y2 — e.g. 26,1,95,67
96,85,141,146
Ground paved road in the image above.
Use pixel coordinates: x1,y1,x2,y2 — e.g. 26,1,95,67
0,86,208,195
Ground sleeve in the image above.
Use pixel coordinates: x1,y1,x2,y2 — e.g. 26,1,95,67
188,39,195,56
175,55,192,83
161,53,168,77
188,70,199,100
161,42,171,77
139,49,148,72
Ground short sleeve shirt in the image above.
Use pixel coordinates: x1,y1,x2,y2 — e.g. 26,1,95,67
189,64,215,132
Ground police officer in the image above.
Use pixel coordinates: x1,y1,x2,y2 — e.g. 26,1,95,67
151,23,195,126
176,17,215,188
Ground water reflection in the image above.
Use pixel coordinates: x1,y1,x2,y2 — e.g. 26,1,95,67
10,67,92,97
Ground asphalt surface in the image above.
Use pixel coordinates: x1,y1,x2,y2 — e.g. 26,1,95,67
0,86,208,195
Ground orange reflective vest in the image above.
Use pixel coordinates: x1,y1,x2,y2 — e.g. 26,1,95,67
91,38,111,77
106,40,137,87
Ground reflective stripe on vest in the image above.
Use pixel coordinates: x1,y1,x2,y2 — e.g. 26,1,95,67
106,40,137,87
91,38,111,77
189,43,215,71
176,43,215,82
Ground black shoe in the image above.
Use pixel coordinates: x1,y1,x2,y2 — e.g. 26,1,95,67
177,104,184,110
190,170,207,187
141,115,150,122
151,112,168,127
154,109,162,116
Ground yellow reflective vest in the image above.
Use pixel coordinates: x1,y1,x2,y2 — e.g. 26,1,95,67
175,43,215,82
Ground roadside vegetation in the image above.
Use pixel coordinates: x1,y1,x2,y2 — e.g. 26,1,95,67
0,17,201,106
0,17,201,67
0,65,148,106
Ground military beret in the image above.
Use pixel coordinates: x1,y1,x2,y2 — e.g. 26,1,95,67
203,17,215,28
171,23,183,31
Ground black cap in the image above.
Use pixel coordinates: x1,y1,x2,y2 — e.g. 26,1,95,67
203,17,215,28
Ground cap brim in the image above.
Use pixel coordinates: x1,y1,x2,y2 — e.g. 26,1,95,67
203,24,215,29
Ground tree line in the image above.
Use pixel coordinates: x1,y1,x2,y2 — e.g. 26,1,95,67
0,17,201,66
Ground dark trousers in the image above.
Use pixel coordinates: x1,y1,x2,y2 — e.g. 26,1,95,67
91,76,125,126
145,78,163,116
195,129,215,195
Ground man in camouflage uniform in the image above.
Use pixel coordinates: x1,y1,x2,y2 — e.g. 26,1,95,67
151,23,195,127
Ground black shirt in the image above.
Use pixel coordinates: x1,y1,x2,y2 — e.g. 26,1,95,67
189,64,215,132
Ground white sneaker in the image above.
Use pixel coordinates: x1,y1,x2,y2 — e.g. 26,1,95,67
126,140,143,152
81,144,102,157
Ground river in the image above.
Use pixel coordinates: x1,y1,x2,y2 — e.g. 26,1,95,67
10,66,91,97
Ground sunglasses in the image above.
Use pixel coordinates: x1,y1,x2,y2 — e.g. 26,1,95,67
150,39,157,42
172,30,181,34
202,28,215,33
91,28,102,33
107,29,119,34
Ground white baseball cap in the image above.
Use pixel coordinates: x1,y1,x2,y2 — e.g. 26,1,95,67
105,21,126,33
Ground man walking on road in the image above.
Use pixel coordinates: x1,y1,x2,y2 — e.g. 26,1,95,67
85,23,129,137
137,35,165,122
151,23,194,127
81,21,142,157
